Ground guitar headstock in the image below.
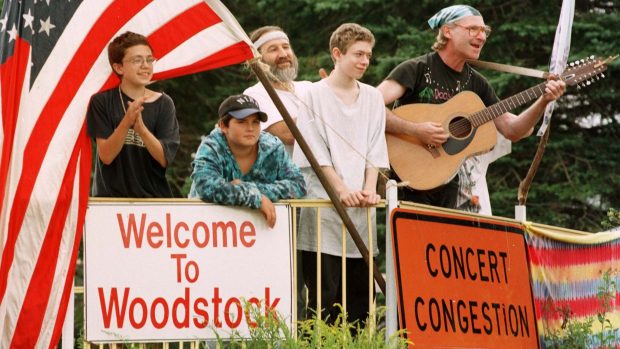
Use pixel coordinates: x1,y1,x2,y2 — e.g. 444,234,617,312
561,55,617,89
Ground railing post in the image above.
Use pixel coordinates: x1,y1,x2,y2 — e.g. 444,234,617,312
385,180,398,340
515,205,527,221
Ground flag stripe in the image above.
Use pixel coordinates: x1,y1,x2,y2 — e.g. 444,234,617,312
0,38,29,238
148,3,253,80
48,133,91,349
11,121,84,348
154,41,254,81
149,2,221,57
0,0,255,346
0,2,153,346
0,0,151,306
0,38,32,307
11,6,230,334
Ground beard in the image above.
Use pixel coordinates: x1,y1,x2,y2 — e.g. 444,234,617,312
268,55,298,83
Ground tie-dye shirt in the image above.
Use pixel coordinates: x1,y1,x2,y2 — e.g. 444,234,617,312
189,128,306,208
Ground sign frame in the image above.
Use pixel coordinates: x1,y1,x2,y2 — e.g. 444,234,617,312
390,208,539,349
84,200,294,343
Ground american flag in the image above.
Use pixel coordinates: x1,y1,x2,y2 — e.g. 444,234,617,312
0,1,255,347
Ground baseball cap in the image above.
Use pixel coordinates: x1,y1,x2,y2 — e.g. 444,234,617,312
218,94,268,122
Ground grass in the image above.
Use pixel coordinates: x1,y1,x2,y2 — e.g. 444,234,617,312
209,305,409,348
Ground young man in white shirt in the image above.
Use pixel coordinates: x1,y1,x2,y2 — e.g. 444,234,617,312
293,23,389,326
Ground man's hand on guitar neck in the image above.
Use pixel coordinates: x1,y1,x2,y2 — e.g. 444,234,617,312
495,78,567,141
384,108,449,147
541,79,566,104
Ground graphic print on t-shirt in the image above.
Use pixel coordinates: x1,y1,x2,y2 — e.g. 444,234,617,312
124,128,145,147
420,66,473,104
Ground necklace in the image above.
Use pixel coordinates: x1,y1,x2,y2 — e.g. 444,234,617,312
424,61,473,95
453,64,472,92
118,85,147,115
118,86,127,115
118,86,146,147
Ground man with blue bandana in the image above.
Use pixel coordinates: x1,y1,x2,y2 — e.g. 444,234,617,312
378,4,566,210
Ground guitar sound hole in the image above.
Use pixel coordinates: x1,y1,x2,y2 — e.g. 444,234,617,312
448,116,472,139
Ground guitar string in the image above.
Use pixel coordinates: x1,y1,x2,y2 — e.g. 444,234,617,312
448,83,548,136
260,64,507,185
255,61,553,185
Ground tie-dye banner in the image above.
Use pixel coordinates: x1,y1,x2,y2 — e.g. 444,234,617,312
525,223,620,348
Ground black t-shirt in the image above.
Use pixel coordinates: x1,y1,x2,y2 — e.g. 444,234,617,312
387,52,499,107
385,52,500,207
86,87,179,198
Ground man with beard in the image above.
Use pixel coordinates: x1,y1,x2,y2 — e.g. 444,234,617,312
244,26,311,155
244,26,311,320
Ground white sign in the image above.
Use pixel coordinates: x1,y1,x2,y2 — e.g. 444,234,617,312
84,201,293,342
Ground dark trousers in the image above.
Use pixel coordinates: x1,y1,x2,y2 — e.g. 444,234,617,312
302,251,373,326
396,171,460,209
296,250,306,319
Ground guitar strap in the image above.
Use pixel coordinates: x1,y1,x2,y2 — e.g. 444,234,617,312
466,59,551,79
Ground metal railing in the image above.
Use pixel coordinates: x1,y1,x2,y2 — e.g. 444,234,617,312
65,181,401,348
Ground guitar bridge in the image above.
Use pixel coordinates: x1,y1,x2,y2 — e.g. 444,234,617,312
426,144,440,158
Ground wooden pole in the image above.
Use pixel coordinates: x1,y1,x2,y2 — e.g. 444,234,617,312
249,60,387,295
518,123,551,205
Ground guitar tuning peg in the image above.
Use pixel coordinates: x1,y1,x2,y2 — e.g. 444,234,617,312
601,73,606,78
577,85,581,90
590,55,595,60
570,62,575,67
581,59,585,63
586,80,591,86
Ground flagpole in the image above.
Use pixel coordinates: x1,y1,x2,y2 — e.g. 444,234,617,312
249,60,387,295
518,0,574,207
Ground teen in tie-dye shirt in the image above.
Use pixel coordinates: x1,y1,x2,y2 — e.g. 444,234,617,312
189,94,305,227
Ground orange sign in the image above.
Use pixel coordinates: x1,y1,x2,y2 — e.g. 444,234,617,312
391,208,538,349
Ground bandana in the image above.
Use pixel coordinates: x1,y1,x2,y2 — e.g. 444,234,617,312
253,31,289,51
428,5,482,29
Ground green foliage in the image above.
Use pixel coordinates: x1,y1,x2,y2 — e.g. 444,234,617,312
543,269,619,349
486,3,620,231
160,1,620,230
209,305,408,348
544,315,594,349
596,269,618,348
601,208,620,230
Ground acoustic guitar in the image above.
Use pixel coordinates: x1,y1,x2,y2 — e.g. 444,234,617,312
387,56,614,191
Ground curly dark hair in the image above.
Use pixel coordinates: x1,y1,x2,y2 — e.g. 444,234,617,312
107,31,153,73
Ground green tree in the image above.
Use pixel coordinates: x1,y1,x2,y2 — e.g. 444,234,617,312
163,0,619,231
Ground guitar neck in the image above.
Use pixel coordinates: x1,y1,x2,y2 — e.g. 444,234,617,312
470,82,547,127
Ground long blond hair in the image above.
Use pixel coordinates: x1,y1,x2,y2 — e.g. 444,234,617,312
431,25,452,51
